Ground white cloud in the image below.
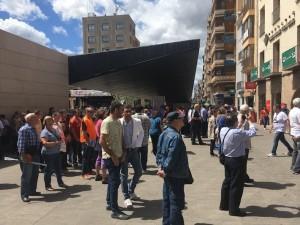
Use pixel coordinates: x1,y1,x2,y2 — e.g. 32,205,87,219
0,0,47,20
0,18,50,46
52,25,68,36
53,45,82,55
49,0,211,80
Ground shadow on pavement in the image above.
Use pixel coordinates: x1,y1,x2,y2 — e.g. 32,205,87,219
0,160,18,169
130,199,162,220
245,181,295,190
143,170,158,176
63,170,82,177
244,205,300,218
0,183,19,190
187,151,196,155
194,223,214,225
31,184,92,202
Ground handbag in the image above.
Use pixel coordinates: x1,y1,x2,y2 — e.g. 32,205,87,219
219,128,231,165
184,168,194,184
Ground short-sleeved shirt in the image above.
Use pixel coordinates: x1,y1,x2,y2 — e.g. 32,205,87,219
289,107,300,137
101,116,123,159
70,116,81,139
40,128,60,155
95,119,103,138
273,112,288,133
80,116,97,143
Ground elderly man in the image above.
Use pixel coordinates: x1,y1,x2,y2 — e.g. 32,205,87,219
156,111,191,225
17,113,41,202
289,98,300,175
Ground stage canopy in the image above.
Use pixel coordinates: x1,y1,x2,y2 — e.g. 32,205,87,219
68,39,200,103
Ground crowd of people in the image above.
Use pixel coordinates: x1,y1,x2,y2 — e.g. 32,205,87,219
1,97,300,224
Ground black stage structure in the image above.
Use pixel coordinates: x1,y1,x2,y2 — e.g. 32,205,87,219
68,39,200,104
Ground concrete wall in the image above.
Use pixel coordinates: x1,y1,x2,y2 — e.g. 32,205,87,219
0,29,69,117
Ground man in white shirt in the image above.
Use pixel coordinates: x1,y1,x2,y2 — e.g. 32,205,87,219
268,105,293,156
120,105,144,209
289,98,300,174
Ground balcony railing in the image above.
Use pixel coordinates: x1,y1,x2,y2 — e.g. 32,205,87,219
259,21,265,37
272,7,280,24
211,75,236,84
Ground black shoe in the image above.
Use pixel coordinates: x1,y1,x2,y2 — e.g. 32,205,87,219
219,207,229,211
95,175,102,181
106,205,112,211
245,178,254,183
58,183,68,188
21,196,30,202
111,211,130,220
199,142,206,145
30,192,41,196
229,210,247,217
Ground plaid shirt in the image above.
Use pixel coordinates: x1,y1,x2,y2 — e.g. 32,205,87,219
17,124,40,153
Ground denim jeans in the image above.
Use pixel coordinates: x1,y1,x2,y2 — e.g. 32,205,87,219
150,134,160,156
138,145,148,171
163,177,185,225
271,132,293,155
20,154,40,198
71,140,82,164
121,149,143,199
42,152,63,188
105,158,121,213
81,143,94,175
291,140,300,172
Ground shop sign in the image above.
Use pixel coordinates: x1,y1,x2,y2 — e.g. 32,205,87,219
282,46,298,69
262,61,271,77
245,82,256,90
250,68,258,81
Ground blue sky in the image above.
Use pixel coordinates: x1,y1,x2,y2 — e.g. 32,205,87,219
0,0,211,80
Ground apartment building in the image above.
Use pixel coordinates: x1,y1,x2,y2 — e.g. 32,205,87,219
255,0,300,116
202,0,236,105
235,0,257,109
82,14,140,54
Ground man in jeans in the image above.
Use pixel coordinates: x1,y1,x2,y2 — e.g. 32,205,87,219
156,111,191,225
100,101,129,220
133,105,151,172
120,105,144,209
289,98,300,174
17,113,41,202
70,109,82,168
268,105,293,157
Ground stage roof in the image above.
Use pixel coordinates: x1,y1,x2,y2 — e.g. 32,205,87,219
68,39,200,103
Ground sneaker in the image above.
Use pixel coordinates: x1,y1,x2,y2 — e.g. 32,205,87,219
124,198,133,209
21,196,30,202
267,153,276,157
130,193,139,200
111,211,130,220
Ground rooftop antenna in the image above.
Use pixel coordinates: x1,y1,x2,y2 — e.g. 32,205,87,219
87,0,96,17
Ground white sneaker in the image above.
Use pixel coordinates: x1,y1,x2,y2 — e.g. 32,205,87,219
130,193,139,200
267,153,276,157
124,198,133,209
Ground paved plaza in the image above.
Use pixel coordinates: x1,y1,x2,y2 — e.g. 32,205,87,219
0,127,300,225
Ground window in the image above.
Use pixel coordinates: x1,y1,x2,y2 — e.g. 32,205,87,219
116,34,124,42
102,35,110,43
116,22,124,30
102,23,110,31
260,7,265,37
88,36,96,44
273,0,280,24
88,48,96,53
88,24,95,32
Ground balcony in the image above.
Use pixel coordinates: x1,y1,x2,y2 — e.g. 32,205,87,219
212,23,225,38
224,34,235,44
224,59,236,67
241,0,255,18
211,59,224,69
224,11,236,22
282,45,300,70
259,21,265,37
241,57,254,72
211,74,236,85
272,7,280,25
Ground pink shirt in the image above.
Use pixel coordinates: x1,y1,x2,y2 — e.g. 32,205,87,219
95,119,103,138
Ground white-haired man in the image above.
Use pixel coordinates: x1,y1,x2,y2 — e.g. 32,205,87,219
289,98,300,175
17,113,41,202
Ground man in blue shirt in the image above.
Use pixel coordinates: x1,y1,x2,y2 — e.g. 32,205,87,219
17,113,41,202
156,111,191,225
